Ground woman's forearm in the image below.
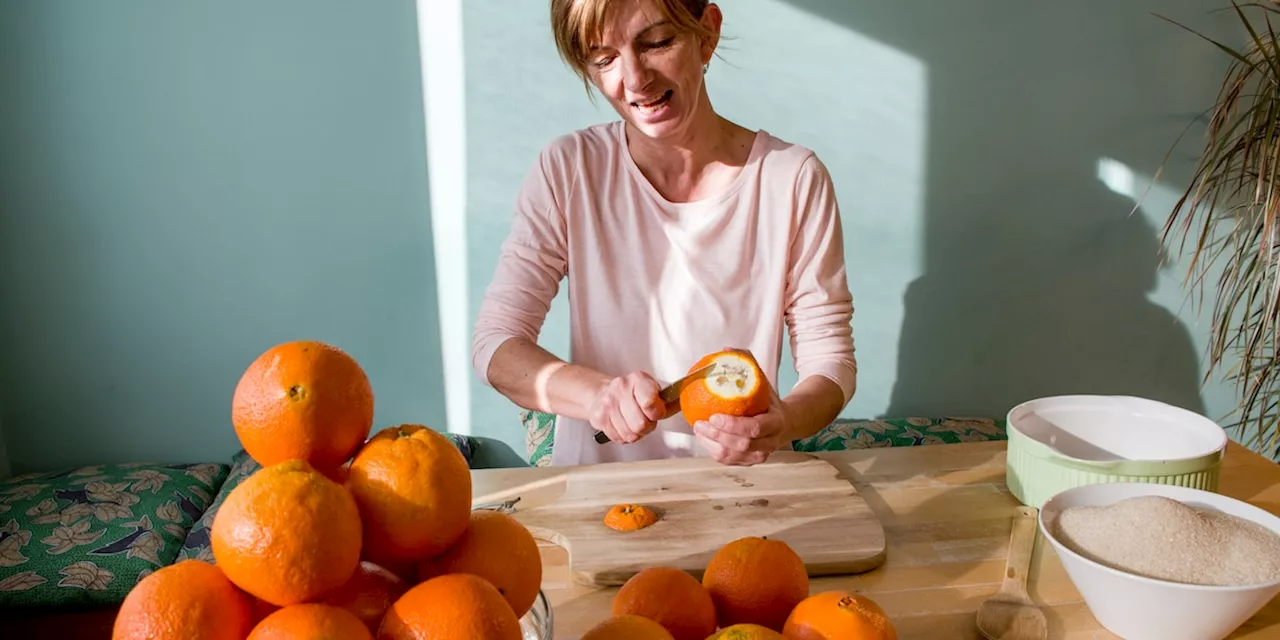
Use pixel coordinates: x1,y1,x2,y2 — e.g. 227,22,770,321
485,337,611,421
780,375,849,442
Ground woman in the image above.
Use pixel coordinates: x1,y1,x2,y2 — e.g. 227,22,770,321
471,0,856,466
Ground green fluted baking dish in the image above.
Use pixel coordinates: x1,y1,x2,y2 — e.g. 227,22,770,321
1005,395,1228,508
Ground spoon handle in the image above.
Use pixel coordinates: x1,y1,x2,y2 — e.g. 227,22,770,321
1001,506,1039,598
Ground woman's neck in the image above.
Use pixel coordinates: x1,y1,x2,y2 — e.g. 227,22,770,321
625,96,755,203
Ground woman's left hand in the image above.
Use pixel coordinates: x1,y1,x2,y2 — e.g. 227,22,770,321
693,385,791,466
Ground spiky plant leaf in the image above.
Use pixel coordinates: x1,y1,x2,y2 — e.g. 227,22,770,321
1156,1,1280,457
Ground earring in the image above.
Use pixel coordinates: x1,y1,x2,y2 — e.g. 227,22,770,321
703,62,709,75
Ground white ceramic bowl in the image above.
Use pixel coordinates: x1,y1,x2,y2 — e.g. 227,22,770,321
1006,395,1228,508
1040,482,1280,640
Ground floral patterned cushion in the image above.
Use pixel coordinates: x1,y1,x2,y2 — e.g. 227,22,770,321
792,417,1008,451
523,411,557,468
521,411,1007,467
0,461,229,608
175,450,260,565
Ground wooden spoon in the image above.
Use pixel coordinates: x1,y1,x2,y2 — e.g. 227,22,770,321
976,505,1048,640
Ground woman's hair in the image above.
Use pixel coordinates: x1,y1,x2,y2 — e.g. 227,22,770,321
550,0,717,89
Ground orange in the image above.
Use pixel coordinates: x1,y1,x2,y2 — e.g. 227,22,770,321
782,591,897,640
604,503,660,532
231,340,374,473
211,459,363,606
247,603,372,640
612,566,717,640
702,536,809,631
709,624,786,639
112,559,253,640
680,349,771,425
323,460,352,485
346,424,472,564
582,614,676,639
365,554,419,584
416,509,543,617
320,561,407,633
249,597,282,627
377,573,521,640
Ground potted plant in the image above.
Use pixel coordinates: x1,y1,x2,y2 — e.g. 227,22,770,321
1156,1,1280,458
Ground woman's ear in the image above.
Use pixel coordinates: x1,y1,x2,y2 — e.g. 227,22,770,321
700,3,723,64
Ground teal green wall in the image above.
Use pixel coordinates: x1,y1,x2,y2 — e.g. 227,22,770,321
0,0,1255,473
0,410,9,480
463,0,1246,454
0,1,446,474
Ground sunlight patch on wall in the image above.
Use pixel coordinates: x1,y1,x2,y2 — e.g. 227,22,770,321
1095,155,1235,419
417,0,470,435
1096,155,1203,311
705,0,928,416
1097,157,1138,200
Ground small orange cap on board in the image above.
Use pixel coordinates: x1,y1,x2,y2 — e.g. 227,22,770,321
604,503,660,532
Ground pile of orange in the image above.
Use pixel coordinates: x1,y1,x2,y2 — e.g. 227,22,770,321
111,340,541,640
109,340,896,640
583,535,897,640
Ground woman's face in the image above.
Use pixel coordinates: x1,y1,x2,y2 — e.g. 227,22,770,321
588,0,720,141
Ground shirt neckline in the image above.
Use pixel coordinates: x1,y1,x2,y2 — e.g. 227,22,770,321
615,120,767,210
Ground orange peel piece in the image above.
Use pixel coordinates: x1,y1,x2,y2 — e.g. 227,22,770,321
604,504,660,532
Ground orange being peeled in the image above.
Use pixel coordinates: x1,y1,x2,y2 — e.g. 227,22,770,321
679,349,770,425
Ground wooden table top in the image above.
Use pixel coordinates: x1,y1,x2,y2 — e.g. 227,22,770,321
470,440,1280,639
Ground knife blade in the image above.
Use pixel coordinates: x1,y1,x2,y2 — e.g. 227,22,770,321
593,363,717,444
659,362,716,404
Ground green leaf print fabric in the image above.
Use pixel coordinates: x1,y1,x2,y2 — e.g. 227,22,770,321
522,412,1007,466
0,461,228,607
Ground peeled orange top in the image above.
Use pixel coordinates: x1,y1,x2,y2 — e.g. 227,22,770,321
679,349,771,425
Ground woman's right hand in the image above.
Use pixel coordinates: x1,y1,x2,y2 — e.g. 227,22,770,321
588,371,668,444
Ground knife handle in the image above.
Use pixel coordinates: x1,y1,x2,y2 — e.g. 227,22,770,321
591,367,704,446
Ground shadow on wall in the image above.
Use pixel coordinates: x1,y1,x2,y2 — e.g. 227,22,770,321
777,0,1239,419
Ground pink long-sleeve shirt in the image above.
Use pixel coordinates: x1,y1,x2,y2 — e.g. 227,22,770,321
472,121,856,466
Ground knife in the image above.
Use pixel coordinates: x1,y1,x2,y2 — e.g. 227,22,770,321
593,363,717,444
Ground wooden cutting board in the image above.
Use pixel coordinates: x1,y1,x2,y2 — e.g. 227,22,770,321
508,451,887,587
